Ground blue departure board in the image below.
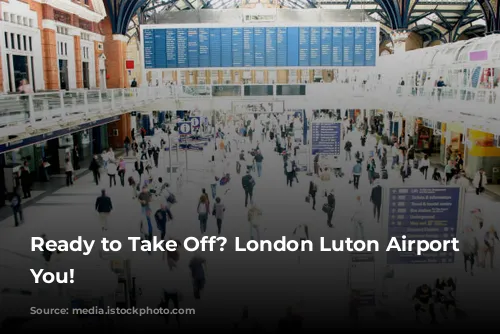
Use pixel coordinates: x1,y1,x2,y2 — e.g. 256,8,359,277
187,28,199,67
221,28,232,67
254,27,266,67
265,27,277,67
332,27,343,66
143,25,377,68
166,29,177,68
209,28,221,67
276,27,288,67
365,26,377,66
177,29,188,68
354,27,365,66
287,27,299,66
320,27,331,66
232,28,243,67
199,28,210,67
343,27,354,66
144,29,155,68
154,30,166,68
310,27,321,67
243,27,255,67
298,27,310,67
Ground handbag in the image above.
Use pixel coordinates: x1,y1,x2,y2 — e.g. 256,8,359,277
373,172,380,179
305,195,310,203
166,193,177,204
322,203,332,213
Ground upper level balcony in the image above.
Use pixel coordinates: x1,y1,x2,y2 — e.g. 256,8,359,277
0,82,499,146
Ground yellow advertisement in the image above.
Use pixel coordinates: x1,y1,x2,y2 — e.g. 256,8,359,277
468,129,500,157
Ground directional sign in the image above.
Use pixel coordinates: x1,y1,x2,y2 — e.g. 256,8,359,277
190,117,201,128
178,122,192,135
311,122,341,156
386,186,461,265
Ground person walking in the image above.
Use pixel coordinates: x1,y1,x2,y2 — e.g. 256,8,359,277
117,158,126,187
308,180,318,210
248,204,263,241
89,155,101,185
254,150,264,177
473,168,487,195
197,195,209,234
344,140,352,161
242,170,256,207
65,158,74,186
323,189,335,228
212,197,226,235
370,180,382,223
352,160,362,189
419,154,430,179
10,188,23,226
155,204,173,240
20,167,31,199
95,189,113,232
107,159,117,188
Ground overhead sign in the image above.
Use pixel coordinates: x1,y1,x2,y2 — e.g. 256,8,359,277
311,122,341,156
178,122,192,135
232,101,285,114
142,25,377,69
190,117,201,128
386,187,461,265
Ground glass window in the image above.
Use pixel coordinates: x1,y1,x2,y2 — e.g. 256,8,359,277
11,33,15,50
4,32,8,49
23,35,27,51
64,43,67,56
29,37,32,51
3,12,8,21
16,34,21,50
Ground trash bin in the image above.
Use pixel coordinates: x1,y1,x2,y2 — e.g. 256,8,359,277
492,167,500,184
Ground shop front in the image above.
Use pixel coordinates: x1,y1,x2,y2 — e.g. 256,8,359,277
464,129,500,181
443,123,465,165
414,118,442,157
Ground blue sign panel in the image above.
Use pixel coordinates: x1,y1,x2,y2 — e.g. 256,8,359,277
387,187,461,265
232,28,243,67
311,122,341,155
276,27,288,67
154,30,166,68
190,116,201,128
144,29,155,68
177,29,188,68
320,27,332,66
332,27,343,66
165,29,177,68
287,27,299,66
178,122,192,135
365,27,376,66
199,28,210,67
254,27,266,67
298,27,310,67
209,28,221,67
354,27,365,66
143,26,377,68
243,27,255,67
343,27,354,66
187,28,199,67
309,27,321,66
221,28,232,67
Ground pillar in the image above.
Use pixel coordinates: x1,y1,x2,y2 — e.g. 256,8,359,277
41,28,59,90
390,30,410,55
383,111,391,137
104,34,128,89
74,35,83,88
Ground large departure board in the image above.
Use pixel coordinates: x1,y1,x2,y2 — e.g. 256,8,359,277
143,25,378,69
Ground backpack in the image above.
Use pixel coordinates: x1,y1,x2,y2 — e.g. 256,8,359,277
11,196,19,207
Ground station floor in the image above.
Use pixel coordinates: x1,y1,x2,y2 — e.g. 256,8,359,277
1,121,500,329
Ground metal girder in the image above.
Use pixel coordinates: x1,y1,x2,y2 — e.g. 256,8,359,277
183,0,195,9
408,11,433,25
450,0,475,40
346,0,353,9
435,11,453,29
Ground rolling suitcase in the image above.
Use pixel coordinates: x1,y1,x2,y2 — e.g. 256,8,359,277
381,169,388,179
413,159,419,169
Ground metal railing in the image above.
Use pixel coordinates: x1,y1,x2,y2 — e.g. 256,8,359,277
0,82,498,138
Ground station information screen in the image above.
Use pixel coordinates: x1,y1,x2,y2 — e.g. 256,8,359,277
142,24,378,69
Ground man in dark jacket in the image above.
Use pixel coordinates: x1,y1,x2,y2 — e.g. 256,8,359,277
89,155,100,185
155,204,173,240
370,180,383,223
326,190,336,228
10,187,23,226
20,167,31,198
95,189,113,231
241,170,255,207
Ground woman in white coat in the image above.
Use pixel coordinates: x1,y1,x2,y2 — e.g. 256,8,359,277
472,168,487,195
106,159,117,188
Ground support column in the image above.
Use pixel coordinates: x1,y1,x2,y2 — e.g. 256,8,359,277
74,35,83,88
104,34,128,89
390,30,410,55
41,24,59,90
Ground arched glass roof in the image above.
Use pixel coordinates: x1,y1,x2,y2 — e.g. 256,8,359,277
127,0,487,43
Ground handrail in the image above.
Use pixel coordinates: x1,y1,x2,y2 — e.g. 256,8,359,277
0,83,498,139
